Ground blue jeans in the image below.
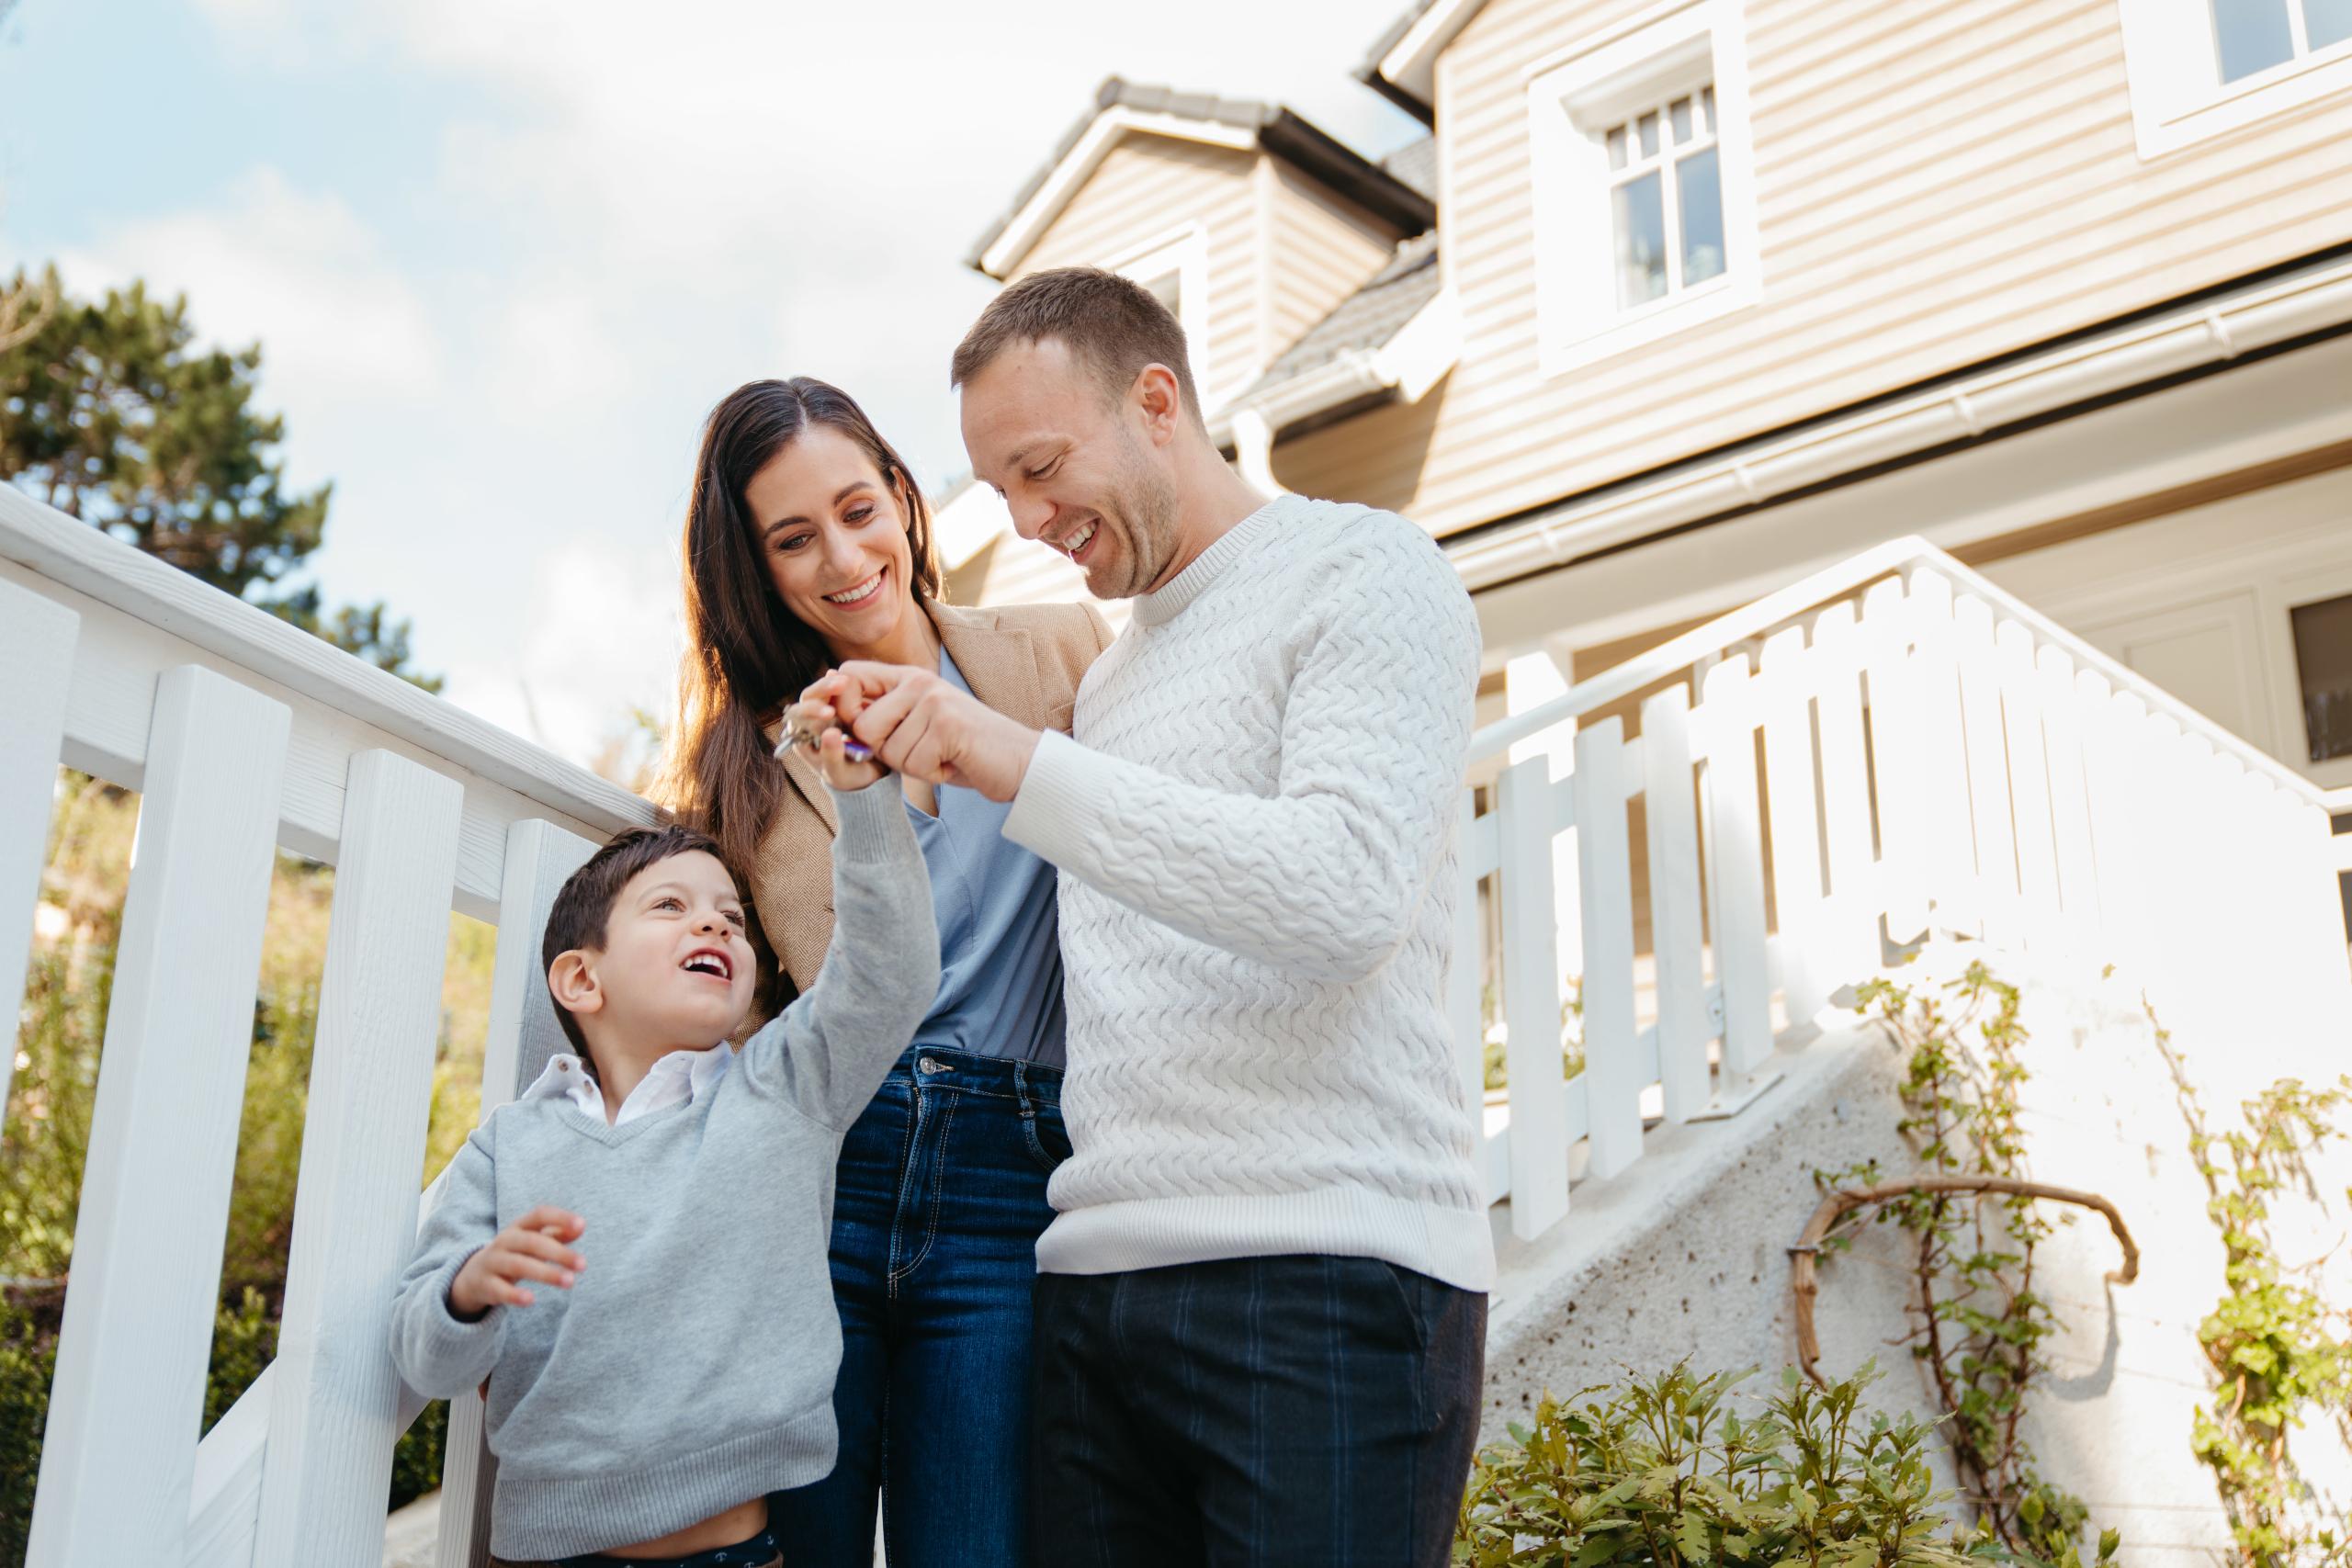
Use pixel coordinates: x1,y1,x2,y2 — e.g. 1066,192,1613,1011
770,1044,1067,1568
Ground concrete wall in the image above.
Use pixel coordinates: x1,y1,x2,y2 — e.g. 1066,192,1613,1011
1481,940,2352,1560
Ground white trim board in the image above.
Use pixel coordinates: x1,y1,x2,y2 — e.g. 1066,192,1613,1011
979,108,1257,278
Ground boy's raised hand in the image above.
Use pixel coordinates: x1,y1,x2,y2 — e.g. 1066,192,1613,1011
448,1205,586,1319
784,689,888,791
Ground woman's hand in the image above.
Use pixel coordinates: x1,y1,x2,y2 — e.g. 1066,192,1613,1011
448,1205,585,1319
785,690,888,791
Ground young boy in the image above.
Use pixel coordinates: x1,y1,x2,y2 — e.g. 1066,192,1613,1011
389,730,935,1568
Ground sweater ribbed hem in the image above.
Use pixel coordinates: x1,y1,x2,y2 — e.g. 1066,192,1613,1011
488,1404,837,1561
1001,728,1123,876
1035,1186,1497,1293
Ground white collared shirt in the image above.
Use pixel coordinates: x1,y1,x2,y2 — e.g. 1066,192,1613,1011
519,1046,734,1127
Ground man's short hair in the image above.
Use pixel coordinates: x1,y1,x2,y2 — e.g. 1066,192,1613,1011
950,267,1204,429
541,824,734,1064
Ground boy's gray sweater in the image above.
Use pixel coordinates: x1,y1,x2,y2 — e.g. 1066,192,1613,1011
388,784,938,1561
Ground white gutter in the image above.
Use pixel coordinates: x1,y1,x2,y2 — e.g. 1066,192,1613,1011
1447,255,2352,594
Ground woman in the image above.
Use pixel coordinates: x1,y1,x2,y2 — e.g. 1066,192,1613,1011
661,378,1111,1568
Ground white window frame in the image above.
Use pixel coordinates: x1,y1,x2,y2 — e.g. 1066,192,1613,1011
2117,0,2352,159
1526,0,1760,378
1099,223,1213,403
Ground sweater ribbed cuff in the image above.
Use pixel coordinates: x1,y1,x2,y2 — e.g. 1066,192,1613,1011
827,776,904,861
1002,729,1122,875
415,1251,505,1380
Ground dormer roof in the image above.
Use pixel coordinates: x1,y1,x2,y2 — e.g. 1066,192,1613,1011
1355,0,1492,120
964,75,1435,279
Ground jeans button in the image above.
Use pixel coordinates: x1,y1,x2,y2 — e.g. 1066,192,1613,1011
917,1055,943,1074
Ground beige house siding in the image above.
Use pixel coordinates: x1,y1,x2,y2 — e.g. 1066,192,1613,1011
1261,164,1407,356
1351,0,2352,538
1017,137,1266,411
1272,389,1450,518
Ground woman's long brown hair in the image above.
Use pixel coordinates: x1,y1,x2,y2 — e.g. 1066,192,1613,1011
658,378,942,886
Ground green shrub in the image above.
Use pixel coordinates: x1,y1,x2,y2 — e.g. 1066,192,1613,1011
1454,1361,2120,1567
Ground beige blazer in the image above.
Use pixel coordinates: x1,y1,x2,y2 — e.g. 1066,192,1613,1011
750,598,1114,1007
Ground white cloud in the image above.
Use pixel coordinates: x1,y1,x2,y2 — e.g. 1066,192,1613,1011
57,166,443,457
438,536,684,769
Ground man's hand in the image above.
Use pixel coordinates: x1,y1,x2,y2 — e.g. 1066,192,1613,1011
448,1205,585,1319
805,662,1043,803
781,696,889,791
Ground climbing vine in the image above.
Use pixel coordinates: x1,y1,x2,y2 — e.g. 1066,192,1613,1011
2146,1001,2352,1567
1814,963,2115,1567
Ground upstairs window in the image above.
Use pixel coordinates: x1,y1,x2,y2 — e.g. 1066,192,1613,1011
1600,85,1724,310
2211,0,2352,82
1527,0,1759,376
1099,224,1212,400
2117,0,2352,156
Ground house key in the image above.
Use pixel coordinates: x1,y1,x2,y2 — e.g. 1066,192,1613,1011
775,712,875,765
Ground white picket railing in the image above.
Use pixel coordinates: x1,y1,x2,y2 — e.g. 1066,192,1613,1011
6,478,2351,1566
1,483,650,1568
1453,536,2352,1243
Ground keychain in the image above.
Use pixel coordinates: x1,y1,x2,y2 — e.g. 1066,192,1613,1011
775,717,875,765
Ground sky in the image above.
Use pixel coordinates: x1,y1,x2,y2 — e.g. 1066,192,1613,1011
0,0,1424,766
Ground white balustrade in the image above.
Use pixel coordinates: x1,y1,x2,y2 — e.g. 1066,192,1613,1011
1459,540,2352,1246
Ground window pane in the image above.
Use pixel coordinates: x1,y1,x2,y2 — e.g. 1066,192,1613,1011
2211,0,2296,81
1702,84,1716,131
1612,172,1668,308
2306,0,2352,49
1669,96,1693,143
1678,147,1725,286
1606,124,1629,170
2290,592,2352,762
1637,111,1660,157
1144,269,1182,316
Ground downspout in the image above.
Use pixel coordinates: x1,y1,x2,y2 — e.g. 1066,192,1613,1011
1230,406,1284,495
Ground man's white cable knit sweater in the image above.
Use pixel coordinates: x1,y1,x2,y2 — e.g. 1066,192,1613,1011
1001,491,1496,1292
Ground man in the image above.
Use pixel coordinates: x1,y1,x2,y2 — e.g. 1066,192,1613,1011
808,267,1491,1567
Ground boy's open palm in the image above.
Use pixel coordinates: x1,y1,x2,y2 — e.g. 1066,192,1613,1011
448,1204,586,1319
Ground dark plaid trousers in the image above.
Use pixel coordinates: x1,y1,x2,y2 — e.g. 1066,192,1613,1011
1028,1255,1487,1568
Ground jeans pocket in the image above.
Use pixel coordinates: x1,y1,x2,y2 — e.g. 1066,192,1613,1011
1021,1098,1073,1177
1372,1258,1434,1353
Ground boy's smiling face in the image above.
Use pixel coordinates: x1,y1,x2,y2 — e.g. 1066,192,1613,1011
549,850,753,1057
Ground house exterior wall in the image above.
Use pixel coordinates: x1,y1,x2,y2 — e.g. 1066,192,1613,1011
1262,163,1406,357
1336,0,2352,538
1012,134,1408,416
1018,137,1267,411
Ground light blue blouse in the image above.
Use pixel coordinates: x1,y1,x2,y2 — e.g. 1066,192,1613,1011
901,649,1068,1069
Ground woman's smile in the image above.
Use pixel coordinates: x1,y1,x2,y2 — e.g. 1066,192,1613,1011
824,566,888,607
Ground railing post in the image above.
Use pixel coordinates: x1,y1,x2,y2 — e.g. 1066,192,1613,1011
1701,655,1773,1080
2035,643,2100,956
27,666,290,1568
1640,685,1708,1123
1860,578,1926,947
1573,717,1640,1179
1495,755,1570,1240
1952,595,2019,946
1810,603,1882,988
435,817,598,1568
1760,625,1829,1026
1995,618,2062,953
1905,570,1979,939
255,750,464,1568
0,582,79,1116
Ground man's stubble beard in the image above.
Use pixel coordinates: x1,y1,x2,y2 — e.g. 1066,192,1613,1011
1107,434,1182,600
